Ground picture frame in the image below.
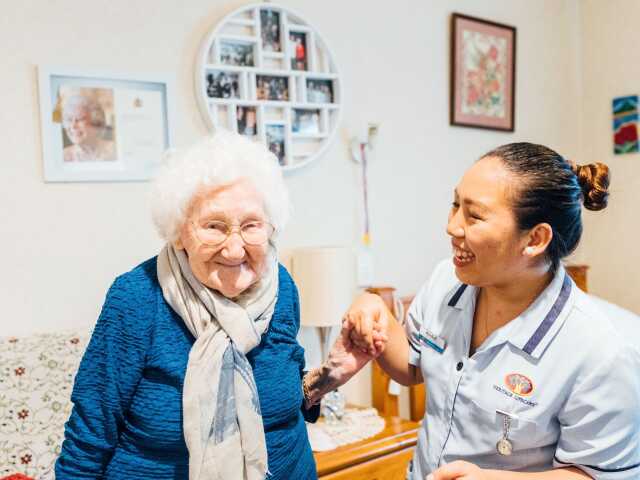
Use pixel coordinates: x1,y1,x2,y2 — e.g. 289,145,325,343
292,108,320,135
266,124,286,165
196,3,343,172
450,13,516,131
306,78,333,104
256,74,289,101
237,105,258,137
38,66,175,182
288,31,308,71
260,9,282,52
219,41,255,67
206,70,241,99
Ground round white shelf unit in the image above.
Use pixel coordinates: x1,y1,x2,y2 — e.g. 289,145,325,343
196,3,342,172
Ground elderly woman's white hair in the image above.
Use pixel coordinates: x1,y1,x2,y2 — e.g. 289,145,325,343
151,130,291,245
62,94,106,128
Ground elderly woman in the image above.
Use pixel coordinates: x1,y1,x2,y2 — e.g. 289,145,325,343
55,132,381,479
61,94,116,162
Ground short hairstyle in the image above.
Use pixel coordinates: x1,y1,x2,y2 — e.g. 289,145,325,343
61,95,106,128
482,142,610,272
150,130,291,245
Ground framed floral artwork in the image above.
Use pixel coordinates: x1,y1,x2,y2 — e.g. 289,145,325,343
450,13,516,131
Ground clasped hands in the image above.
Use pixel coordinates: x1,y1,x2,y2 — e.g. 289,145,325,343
341,293,391,358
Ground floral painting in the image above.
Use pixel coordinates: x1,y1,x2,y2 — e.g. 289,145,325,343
461,32,507,118
451,14,516,131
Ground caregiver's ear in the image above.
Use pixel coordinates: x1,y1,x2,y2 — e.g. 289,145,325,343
522,223,553,258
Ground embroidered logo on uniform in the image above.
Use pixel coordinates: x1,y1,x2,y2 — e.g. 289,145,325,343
504,373,534,396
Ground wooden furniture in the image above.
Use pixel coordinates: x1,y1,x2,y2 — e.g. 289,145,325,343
565,264,588,292
314,416,419,480
366,287,425,423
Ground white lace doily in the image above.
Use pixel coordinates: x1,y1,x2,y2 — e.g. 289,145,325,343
306,407,385,452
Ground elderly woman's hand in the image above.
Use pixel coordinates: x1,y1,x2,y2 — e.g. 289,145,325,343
343,293,391,356
302,297,389,408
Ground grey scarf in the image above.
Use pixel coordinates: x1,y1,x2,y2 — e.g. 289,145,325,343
157,245,278,480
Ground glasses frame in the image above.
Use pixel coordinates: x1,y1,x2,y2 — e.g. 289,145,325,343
190,220,275,247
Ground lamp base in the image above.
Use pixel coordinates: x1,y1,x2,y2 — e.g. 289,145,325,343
321,389,346,425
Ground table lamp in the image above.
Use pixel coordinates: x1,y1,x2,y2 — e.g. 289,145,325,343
290,246,356,422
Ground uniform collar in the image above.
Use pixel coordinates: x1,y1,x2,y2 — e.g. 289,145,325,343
447,265,575,359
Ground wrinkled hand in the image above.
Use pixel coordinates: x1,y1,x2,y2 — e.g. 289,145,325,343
343,293,390,356
427,461,488,480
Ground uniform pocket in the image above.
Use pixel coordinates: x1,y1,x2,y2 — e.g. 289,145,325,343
465,396,540,469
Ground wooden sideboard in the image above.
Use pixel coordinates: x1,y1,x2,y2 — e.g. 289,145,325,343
314,416,419,480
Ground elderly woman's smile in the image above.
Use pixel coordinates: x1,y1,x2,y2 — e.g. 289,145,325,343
175,178,271,298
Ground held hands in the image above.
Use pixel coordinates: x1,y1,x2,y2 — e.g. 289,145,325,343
343,293,391,357
427,461,489,480
323,293,390,386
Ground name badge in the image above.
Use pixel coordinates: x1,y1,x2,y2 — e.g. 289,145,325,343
419,329,447,353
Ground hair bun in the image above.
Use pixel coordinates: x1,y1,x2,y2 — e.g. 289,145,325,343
574,162,610,211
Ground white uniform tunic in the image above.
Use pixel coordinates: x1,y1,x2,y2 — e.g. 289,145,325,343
406,260,640,479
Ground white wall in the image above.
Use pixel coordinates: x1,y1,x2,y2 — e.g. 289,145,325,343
578,0,640,314
0,0,585,405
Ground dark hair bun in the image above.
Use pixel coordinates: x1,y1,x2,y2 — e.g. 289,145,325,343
574,162,610,211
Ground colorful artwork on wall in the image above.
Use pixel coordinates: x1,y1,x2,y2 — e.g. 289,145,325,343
450,13,516,131
613,95,639,154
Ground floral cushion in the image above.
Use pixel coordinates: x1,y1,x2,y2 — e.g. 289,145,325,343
0,332,89,479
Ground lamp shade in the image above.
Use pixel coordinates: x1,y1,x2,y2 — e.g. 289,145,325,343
290,247,356,328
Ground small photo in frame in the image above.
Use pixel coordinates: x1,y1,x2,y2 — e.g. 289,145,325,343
220,41,255,67
257,75,289,101
289,31,308,71
266,124,286,165
450,13,516,131
306,79,333,104
38,67,173,182
292,109,320,135
237,105,258,137
261,9,281,52
206,71,240,99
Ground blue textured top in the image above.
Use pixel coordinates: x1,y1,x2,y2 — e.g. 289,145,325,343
55,257,318,479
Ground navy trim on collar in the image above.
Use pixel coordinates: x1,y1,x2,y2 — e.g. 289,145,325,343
522,274,572,355
448,284,468,307
554,456,640,473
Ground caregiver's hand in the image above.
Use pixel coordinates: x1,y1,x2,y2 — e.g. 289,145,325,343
342,293,391,356
427,461,489,480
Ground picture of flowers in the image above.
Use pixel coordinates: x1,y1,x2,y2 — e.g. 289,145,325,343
612,95,639,154
451,13,516,131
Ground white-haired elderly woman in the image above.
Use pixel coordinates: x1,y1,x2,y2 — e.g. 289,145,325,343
61,94,116,162
55,131,383,480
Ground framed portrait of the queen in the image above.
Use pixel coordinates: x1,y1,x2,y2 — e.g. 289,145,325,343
38,67,175,182
450,13,516,131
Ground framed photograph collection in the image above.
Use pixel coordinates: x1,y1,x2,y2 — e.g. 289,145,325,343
450,13,516,132
196,3,342,171
37,67,174,182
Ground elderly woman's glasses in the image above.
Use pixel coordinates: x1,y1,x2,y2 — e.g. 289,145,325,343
192,220,274,246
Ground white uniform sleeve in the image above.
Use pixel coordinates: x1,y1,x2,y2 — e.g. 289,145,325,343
553,341,640,479
406,259,450,367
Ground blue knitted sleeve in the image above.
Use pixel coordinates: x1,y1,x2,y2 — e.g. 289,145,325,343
55,275,152,478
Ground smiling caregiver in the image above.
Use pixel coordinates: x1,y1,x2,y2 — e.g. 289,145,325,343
344,143,640,479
